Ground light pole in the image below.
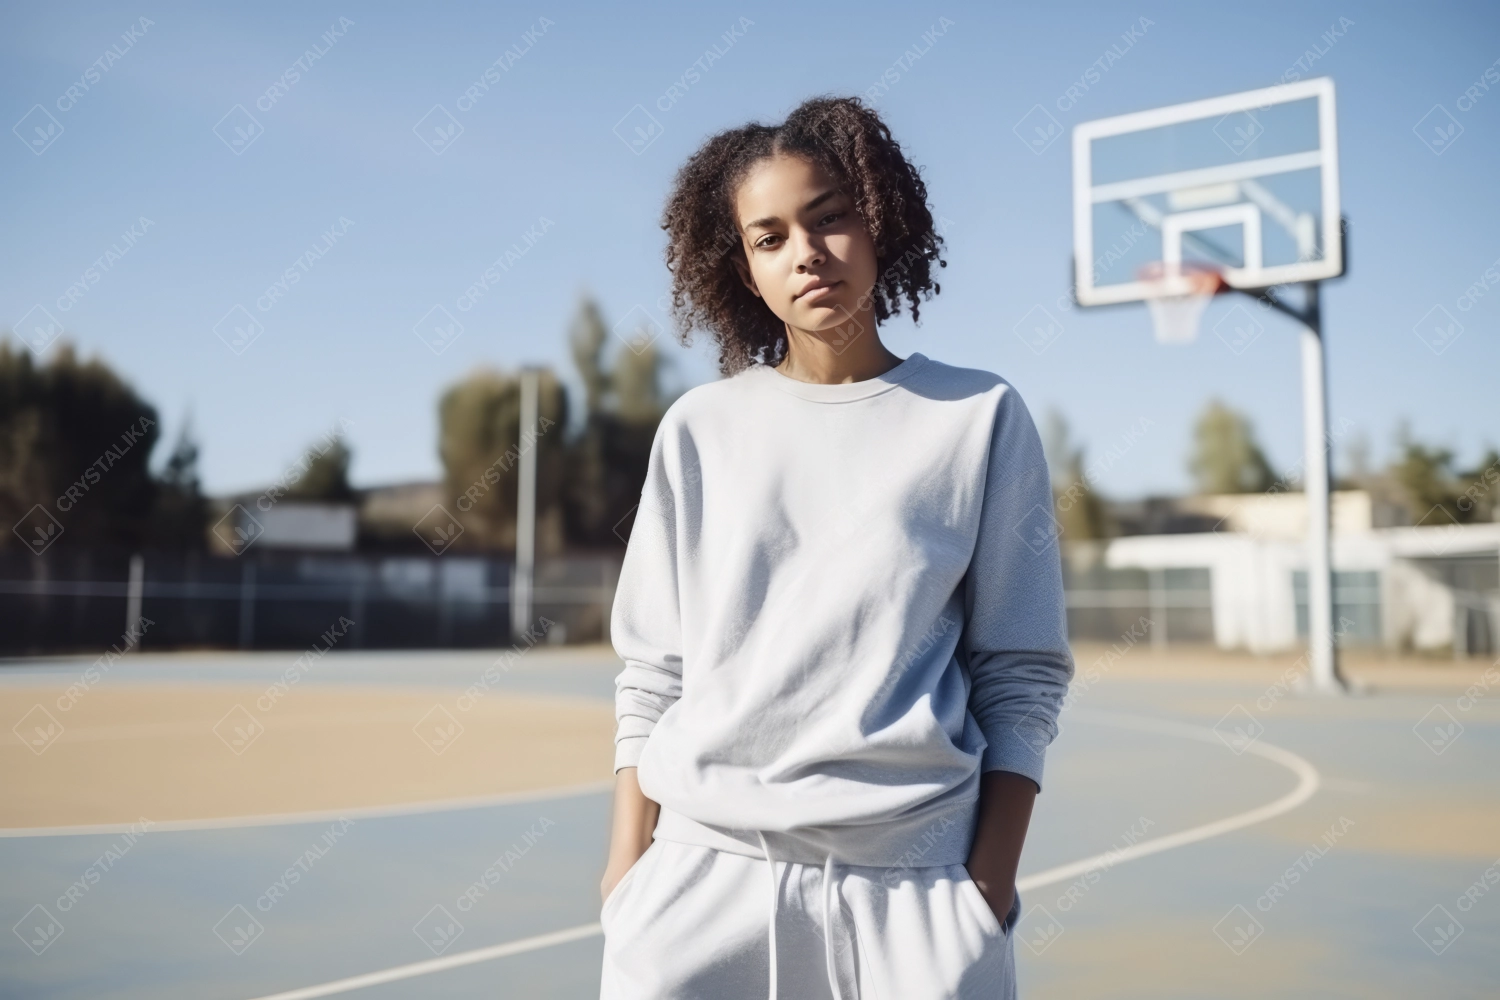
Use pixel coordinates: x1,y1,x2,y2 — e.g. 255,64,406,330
510,368,540,640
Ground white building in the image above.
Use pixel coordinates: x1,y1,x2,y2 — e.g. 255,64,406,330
1096,492,1500,655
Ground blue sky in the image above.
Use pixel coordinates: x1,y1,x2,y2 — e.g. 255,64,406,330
4,0,1497,498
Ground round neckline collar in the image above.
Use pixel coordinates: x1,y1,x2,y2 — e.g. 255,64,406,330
754,352,929,402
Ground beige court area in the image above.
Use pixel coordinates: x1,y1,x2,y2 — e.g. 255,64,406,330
0,684,617,829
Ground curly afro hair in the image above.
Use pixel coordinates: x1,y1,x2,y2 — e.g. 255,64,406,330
661,95,946,377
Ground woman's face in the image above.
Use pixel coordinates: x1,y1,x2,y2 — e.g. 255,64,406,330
732,153,878,337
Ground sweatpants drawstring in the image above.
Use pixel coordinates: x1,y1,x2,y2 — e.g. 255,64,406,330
822,851,844,1000
755,832,850,999
756,832,779,1000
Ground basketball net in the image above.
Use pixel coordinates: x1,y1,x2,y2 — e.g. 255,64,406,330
1139,262,1225,344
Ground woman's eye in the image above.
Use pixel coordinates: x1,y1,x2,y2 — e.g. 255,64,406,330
819,212,843,226
756,235,780,248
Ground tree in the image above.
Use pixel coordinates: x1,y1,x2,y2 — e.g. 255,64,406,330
1041,410,1110,541
438,368,568,553
287,435,355,502
570,298,611,416
1188,400,1277,494
435,296,674,554
1389,426,1498,524
1457,448,1500,523
151,415,209,549
0,339,161,550
561,296,671,548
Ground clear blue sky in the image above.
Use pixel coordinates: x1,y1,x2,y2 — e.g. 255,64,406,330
4,0,1496,499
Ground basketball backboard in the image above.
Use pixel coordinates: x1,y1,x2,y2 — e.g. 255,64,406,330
1072,78,1342,307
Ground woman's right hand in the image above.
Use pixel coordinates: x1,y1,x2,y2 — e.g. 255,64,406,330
602,767,660,905
600,852,644,905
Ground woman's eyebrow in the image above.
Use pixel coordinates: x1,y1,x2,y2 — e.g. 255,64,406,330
800,189,839,215
741,189,841,232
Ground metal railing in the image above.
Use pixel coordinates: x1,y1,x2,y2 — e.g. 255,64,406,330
0,550,621,655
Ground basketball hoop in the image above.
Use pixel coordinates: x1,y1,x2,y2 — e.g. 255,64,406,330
1139,261,1226,344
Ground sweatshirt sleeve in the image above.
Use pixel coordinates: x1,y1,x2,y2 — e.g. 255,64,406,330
609,425,685,773
963,384,1075,792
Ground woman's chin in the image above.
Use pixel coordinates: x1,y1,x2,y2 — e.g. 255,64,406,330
793,303,861,331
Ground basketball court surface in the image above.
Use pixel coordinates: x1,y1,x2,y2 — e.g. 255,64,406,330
4,645,1497,999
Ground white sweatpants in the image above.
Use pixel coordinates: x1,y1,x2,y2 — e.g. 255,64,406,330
600,838,1019,999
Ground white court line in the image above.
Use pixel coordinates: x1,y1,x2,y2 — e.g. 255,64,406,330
240,708,1321,1000
0,779,616,838
242,923,604,1000
1015,708,1320,891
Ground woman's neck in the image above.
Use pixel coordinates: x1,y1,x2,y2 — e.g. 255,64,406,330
775,319,903,385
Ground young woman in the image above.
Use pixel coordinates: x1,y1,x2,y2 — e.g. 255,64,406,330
598,96,1072,999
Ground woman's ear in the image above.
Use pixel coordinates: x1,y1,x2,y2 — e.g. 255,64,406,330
732,252,762,299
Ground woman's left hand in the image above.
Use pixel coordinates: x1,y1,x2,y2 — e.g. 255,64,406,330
964,770,1036,926
965,861,1015,925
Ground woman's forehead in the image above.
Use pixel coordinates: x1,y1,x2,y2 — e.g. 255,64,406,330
734,154,841,224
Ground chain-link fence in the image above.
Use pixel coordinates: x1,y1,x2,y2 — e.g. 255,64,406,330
0,549,622,657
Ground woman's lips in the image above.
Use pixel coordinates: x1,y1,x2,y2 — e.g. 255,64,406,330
798,280,842,301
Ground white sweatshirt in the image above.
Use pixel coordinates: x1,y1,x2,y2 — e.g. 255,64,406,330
611,352,1073,869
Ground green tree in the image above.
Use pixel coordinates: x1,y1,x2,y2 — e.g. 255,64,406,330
570,298,611,416
439,368,568,553
287,435,355,502
1389,427,1497,524
1457,448,1500,523
0,339,161,550
1041,410,1110,541
150,415,209,549
1188,400,1277,494
561,297,671,547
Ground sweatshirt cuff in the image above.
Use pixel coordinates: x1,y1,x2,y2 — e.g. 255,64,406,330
614,735,650,772
980,724,1051,792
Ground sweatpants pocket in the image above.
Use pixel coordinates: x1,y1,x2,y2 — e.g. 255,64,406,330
601,839,658,930
955,867,1006,939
